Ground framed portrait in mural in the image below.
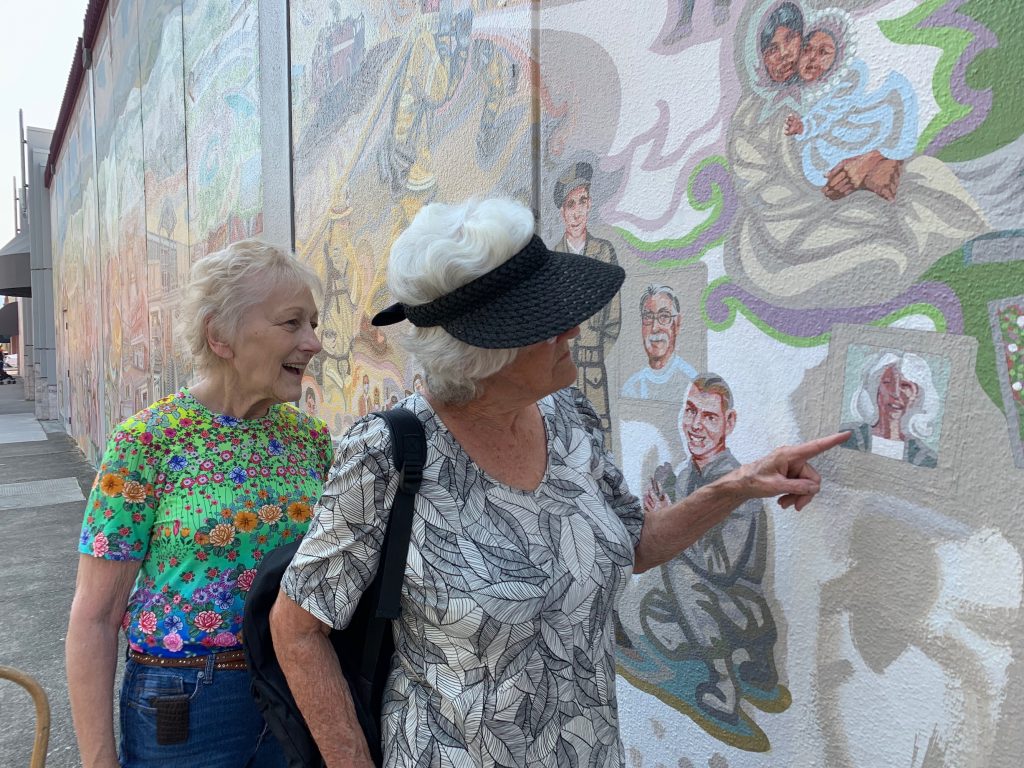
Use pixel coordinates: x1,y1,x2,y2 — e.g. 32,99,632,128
615,263,708,406
988,295,1024,469
819,324,977,499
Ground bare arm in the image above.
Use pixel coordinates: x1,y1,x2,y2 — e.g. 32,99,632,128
634,433,849,573
270,590,376,768
66,555,141,768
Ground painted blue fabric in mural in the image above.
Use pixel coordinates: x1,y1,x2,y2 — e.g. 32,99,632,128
797,60,918,187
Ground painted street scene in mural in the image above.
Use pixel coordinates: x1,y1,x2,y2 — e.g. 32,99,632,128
2,0,1022,766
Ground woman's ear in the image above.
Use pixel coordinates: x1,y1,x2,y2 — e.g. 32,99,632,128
205,317,234,360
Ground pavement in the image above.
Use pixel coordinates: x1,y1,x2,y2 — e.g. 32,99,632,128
0,379,97,766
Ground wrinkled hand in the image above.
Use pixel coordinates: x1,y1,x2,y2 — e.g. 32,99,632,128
733,432,850,511
784,114,804,136
863,157,903,202
823,150,882,200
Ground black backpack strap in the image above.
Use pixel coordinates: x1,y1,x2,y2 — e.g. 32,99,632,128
357,407,426,686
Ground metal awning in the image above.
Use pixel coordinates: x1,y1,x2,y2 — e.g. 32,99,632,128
0,231,31,297
0,301,18,337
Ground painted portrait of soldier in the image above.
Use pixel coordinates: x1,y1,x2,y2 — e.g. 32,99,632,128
553,161,621,433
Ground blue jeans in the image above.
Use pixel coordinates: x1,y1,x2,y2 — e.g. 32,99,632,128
119,657,286,767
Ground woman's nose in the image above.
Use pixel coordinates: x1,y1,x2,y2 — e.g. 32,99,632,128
303,326,323,354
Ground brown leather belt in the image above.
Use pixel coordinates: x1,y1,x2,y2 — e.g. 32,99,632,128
127,648,248,672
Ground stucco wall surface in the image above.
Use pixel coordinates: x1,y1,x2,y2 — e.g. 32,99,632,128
49,1,1024,765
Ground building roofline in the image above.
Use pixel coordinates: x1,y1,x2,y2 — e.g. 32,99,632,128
44,0,107,189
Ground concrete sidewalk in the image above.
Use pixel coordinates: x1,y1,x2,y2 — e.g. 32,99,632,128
0,380,96,766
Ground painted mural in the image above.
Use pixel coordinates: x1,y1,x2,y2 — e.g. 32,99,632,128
536,0,1022,764
78,72,104,463
183,0,263,257
289,0,533,434
95,1,152,433
47,0,1023,765
140,0,192,398
52,83,106,463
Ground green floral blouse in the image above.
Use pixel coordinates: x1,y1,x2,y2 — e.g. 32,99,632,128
78,388,333,657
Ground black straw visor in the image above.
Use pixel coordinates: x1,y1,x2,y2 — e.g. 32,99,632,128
372,235,625,349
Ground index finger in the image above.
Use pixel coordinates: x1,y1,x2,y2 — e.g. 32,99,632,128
826,161,845,180
788,431,851,460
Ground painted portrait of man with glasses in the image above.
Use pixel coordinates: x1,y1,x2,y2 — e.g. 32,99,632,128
622,283,698,402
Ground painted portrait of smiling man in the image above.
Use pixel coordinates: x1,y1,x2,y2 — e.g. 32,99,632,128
618,267,707,406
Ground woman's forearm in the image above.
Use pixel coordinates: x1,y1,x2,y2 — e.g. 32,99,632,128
633,473,746,573
270,593,376,768
66,603,122,768
632,433,846,573
66,555,141,768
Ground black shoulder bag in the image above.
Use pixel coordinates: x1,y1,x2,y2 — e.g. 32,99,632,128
243,407,426,767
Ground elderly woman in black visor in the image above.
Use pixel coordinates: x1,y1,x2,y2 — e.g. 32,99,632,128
270,198,847,767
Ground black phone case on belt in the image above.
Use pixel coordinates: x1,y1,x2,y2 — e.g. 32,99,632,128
153,694,190,745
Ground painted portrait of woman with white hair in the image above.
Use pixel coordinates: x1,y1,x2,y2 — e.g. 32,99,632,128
839,348,946,468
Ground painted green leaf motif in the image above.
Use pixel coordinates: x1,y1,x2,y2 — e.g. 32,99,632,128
880,0,1024,160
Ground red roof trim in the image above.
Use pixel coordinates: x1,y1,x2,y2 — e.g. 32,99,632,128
44,0,108,188
44,37,83,188
82,0,108,49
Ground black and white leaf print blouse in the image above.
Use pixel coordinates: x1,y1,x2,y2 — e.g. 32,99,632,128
283,387,644,767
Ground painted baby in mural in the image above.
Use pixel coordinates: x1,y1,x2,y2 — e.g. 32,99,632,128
782,9,915,202
627,374,778,730
724,0,987,308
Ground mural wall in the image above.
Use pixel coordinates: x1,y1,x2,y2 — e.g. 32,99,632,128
49,0,1023,765
289,0,534,433
140,0,191,399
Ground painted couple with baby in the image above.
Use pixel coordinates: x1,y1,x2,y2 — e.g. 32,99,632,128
725,0,987,308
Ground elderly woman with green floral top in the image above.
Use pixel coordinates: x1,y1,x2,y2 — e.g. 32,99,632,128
66,240,332,768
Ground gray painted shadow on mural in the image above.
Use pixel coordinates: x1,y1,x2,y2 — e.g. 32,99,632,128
815,488,1017,767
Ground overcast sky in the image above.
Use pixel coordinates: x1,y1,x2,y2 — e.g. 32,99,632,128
0,0,86,249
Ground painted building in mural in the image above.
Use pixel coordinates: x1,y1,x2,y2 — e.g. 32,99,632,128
47,0,1023,765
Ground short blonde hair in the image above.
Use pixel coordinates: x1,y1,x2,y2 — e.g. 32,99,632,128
178,239,322,374
387,198,534,403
